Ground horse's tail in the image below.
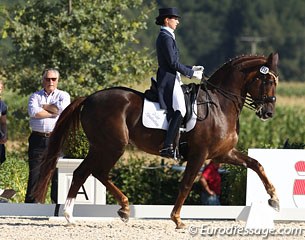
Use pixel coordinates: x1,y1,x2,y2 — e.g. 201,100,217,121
33,96,87,203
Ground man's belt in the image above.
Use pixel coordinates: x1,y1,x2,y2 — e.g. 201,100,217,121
32,131,52,137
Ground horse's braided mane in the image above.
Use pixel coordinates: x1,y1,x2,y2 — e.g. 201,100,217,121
214,55,267,73
232,55,267,71
207,55,268,84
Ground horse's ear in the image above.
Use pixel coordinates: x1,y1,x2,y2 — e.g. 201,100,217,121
272,52,279,66
268,52,279,69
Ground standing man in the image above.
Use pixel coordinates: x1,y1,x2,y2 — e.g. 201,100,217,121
25,69,70,203
155,7,204,158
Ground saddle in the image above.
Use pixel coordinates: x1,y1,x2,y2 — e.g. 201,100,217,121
144,78,199,126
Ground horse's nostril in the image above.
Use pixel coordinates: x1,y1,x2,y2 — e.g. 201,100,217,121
266,112,273,118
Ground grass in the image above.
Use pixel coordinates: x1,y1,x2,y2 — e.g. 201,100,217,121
276,81,305,97
276,81,305,108
276,95,305,108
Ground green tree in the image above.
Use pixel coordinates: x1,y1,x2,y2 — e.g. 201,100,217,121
1,0,154,97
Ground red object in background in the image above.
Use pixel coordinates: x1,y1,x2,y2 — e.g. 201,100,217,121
295,161,305,172
293,179,305,195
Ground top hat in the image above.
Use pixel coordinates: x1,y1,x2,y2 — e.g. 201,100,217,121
155,7,180,25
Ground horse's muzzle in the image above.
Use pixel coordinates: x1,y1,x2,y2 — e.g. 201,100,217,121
256,104,275,121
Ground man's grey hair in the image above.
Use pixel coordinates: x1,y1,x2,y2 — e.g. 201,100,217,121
42,68,60,80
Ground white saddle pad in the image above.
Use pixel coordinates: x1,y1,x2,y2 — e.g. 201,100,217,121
142,99,197,132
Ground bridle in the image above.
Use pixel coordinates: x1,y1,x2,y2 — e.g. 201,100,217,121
197,65,279,117
245,66,279,112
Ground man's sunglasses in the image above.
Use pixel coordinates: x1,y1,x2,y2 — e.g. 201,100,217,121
45,78,57,81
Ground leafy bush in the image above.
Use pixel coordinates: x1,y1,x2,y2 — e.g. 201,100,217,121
0,150,54,203
107,156,183,205
63,128,89,159
106,155,248,206
282,139,305,149
0,150,28,203
220,164,247,205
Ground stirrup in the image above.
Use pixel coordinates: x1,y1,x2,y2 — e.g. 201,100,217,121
160,146,181,160
159,146,175,158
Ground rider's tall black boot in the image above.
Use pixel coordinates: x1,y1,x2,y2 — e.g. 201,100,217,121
160,110,183,158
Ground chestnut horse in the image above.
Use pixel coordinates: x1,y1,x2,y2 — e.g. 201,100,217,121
33,53,280,229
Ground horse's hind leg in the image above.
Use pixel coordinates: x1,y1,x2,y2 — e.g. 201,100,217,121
63,160,91,224
82,109,130,222
217,148,280,211
93,173,130,222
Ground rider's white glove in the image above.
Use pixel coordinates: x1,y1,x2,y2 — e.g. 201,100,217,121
193,70,203,80
192,65,204,71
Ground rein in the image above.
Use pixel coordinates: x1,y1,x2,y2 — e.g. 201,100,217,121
204,80,244,109
194,81,217,121
196,68,278,117
193,75,243,121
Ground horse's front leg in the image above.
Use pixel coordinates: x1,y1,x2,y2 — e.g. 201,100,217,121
218,148,280,211
171,157,205,229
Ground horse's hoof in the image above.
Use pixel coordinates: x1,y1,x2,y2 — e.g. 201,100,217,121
170,213,185,229
66,221,76,226
268,198,280,211
117,209,129,223
176,222,186,229
64,211,75,225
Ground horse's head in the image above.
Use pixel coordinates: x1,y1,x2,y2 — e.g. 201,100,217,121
245,53,279,120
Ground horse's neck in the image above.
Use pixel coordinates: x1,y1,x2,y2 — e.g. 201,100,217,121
208,55,266,94
206,72,248,115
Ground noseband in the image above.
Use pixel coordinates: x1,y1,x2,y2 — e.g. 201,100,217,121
245,66,279,111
